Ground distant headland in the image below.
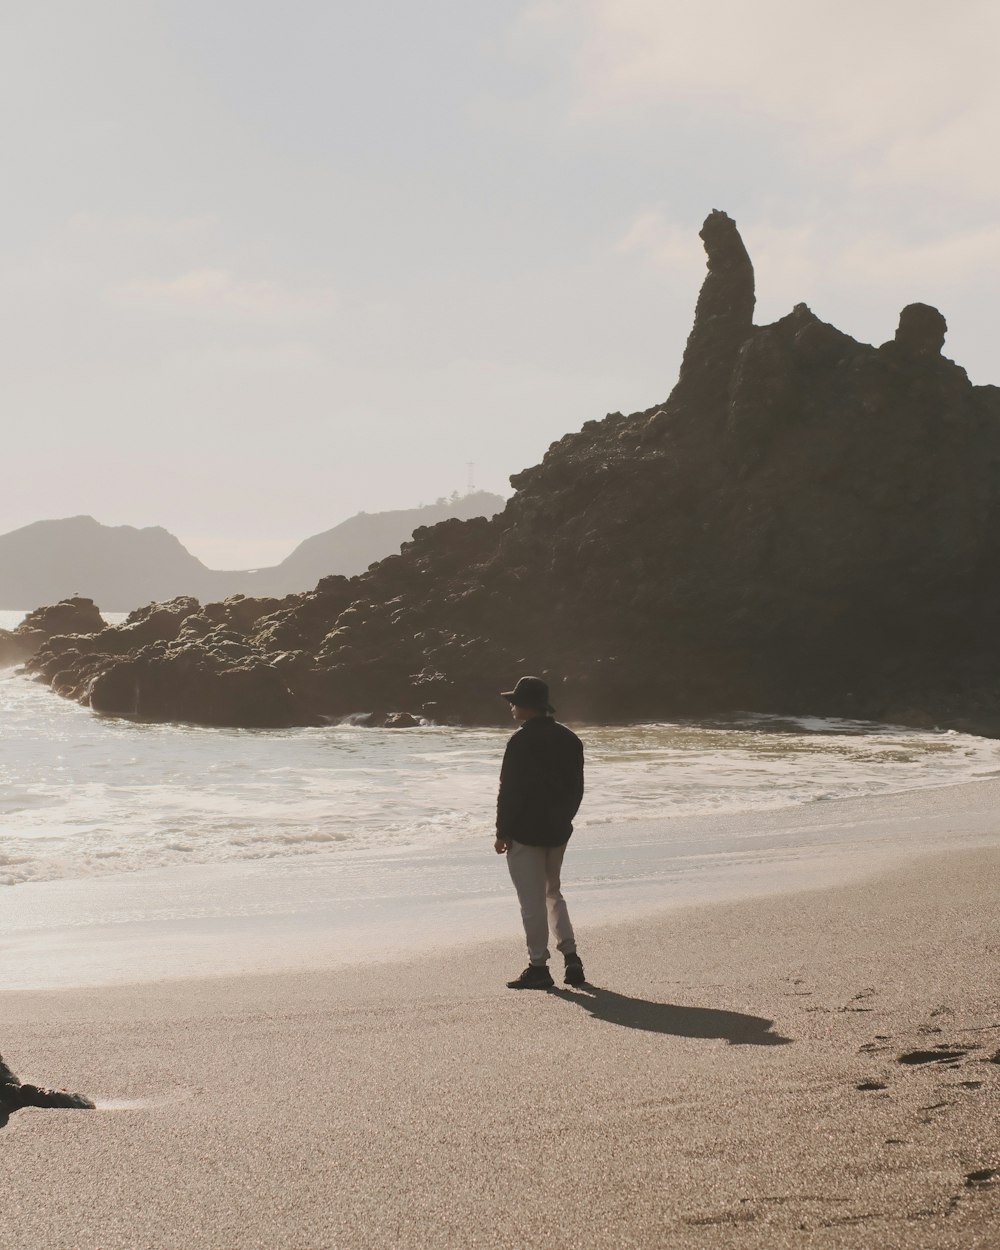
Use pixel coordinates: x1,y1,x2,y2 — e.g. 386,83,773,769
0,492,505,611
7,211,1000,734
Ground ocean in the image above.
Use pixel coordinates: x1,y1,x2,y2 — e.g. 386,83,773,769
3,609,999,989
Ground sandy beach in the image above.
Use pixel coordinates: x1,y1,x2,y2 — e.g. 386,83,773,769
3,789,1000,1249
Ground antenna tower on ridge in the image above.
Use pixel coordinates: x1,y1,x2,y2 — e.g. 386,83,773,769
466,461,476,494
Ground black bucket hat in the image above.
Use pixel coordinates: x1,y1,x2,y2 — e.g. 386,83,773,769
501,675,554,713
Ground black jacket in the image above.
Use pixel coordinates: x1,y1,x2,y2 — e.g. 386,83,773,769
496,716,585,847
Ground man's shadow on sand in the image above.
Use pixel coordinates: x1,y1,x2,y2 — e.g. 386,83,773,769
549,985,792,1046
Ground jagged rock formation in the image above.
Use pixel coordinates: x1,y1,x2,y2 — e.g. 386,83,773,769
0,598,105,669
15,211,1000,731
18,593,317,728
0,1052,95,1128
0,493,505,611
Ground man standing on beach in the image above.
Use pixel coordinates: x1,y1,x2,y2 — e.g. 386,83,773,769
495,676,586,989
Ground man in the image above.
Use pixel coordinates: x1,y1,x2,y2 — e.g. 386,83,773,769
495,675,586,989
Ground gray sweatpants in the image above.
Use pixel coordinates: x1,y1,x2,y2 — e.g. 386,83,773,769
506,839,577,966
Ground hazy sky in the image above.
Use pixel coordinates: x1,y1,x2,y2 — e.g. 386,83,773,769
3,1,998,567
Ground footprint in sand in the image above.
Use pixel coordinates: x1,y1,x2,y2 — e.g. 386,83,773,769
855,1030,999,1098
840,988,877,1013
898,1047,972,1065
915,1100,952,1123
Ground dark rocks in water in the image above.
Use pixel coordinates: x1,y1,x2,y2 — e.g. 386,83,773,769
18,598,106,638
383,712,422,729
17,210,1000,731
0,597,105,668
28,595,321,728
0,1052,95,1128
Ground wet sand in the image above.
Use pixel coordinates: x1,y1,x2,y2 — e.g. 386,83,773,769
3,837,999,1248
7,774,1000,993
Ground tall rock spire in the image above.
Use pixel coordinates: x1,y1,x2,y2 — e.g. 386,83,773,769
672,209,755,415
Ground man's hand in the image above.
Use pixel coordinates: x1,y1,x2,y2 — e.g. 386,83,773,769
494,837,510,855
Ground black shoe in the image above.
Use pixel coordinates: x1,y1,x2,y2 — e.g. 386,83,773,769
506,965,554,990
563,953,586,986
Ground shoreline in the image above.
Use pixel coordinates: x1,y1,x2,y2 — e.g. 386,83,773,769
4,775,1000,993
3,843,999,1248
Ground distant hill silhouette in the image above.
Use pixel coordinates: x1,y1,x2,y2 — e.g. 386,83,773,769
0,492,505,611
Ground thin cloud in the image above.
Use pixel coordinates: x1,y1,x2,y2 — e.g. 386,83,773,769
525,0,1000,199
616,211,704,279
116,269,339,322
65,213,219,242
835,223,1000,287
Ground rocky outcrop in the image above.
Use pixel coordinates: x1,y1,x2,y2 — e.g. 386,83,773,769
0,597,105,668
28,595,322,728
672,208,755,414
18,211,1000,731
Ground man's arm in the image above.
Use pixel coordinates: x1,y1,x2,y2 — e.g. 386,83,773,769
569,736,584,818
495,731,526,850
